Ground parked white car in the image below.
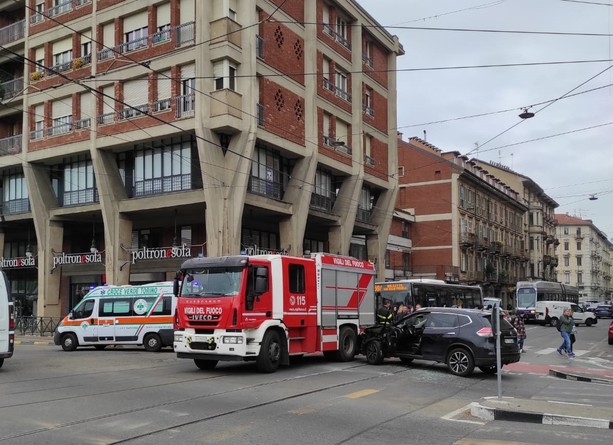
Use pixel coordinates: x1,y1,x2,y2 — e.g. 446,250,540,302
535,301,597,327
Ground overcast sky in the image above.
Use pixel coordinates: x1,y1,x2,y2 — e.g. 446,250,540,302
358,0,613,237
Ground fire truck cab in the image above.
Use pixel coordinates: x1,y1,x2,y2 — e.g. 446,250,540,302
173,253,376,372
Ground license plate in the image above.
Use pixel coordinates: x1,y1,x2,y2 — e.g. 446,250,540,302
504,338,515,344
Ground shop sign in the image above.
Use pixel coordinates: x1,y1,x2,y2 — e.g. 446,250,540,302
130,245,192,264
0,256,37,269
240,245,288,256
52,251,103,269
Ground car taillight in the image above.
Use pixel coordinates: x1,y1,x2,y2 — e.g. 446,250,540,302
9,304,14,330
476,327,493,337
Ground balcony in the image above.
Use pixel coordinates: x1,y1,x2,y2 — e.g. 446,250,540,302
460,232,476,247
248,176,282,200
209,89,242,131
0,77,24,101
0,135,22,156
364,155,375,167
210,17,241,48
0,20,25,45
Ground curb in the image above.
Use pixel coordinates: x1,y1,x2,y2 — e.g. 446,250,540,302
470,401,613,429
549,368,613,385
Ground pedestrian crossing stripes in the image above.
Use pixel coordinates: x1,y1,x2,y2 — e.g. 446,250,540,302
528,347,589,356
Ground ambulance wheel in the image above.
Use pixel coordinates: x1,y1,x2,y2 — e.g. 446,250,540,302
365,340,384,365
336,326,357,362
61,333,78,351
94,345,107,350
194,359,218,370
143,333,162,352
257,330,281,373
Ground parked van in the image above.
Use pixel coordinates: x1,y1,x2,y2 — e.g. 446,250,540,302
535,301,597,327
0,272,15,368
54,282,175,352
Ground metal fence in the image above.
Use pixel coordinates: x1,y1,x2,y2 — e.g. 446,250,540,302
15,316,62,336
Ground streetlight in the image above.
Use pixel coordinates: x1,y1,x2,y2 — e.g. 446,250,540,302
518,108,535,119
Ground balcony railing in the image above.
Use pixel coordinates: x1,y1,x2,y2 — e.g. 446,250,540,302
362,54,373,68
248,176,283,200
0,20,25,45
364,155,375,166
0,77,24,101
176,93,195,118
356,207,372,223
0,135,22,156
310,193,334,212
335,86,351,103
48,0,73,18
363,106,374,117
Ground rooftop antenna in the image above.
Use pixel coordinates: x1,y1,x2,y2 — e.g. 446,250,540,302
474,142,479,159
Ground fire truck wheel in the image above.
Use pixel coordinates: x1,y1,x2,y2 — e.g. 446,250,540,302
336,327,358,361
194,359,218,370
365,340,384,365
143,333,162,352
257,330,282,373
61,333,78,351
0,358,4,369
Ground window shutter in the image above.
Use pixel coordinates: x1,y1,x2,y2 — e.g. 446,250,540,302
123,78,149,106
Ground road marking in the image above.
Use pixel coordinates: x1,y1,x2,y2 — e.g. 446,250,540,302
441,404,485,425
454,440,540,445
533,347,589,356
344,389,379,399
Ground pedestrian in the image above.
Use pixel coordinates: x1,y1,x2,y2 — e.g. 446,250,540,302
557,307,575,358
377,299,394,326
512,312,527,353
414,303,423,312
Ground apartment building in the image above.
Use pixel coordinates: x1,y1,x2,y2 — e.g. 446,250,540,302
391,137,528,307
474,161,559,282
555,214,613,301
0,0,403,317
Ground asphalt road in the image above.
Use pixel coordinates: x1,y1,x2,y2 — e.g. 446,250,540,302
2,320,612,445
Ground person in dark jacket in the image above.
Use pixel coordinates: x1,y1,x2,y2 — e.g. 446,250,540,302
377,299,394,326
512,313,527,353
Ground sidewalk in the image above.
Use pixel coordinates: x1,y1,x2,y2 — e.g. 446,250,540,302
472,396,613,429
14,334,55,346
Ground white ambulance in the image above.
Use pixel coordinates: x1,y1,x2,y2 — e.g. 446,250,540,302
54,282,176,352
0,272,15,368
535,300,597,327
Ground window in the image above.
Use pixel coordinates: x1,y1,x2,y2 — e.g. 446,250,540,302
334,68,350,102
363,134,374,166
249,145,287,199
577,272,583,284
335,15,350,48
576,256,582,266
363,87,374,116
213,60,237,91
58,156,97,206
2,172,30,214
133,138,193,197
363,39,373,67
53,50,72,72
50,98,73,135
564,241,569,251
564,272,570,284
124,21,148,52
180,64,196,114
311,168,336,211
564,256,570,267
563,227,569,235
427,313,457,328
577,242,581,251
100,299,132,316
154,2,171,43
289,264,305,293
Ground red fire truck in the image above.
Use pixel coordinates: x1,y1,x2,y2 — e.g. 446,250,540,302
173,253,376,372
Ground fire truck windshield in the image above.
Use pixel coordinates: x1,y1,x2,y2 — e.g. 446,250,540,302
180,268,242,297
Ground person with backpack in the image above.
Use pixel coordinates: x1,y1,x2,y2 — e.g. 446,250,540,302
512,312,527,353
557,307,575,358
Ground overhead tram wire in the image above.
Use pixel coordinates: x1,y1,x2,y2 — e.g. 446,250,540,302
468,60,613,154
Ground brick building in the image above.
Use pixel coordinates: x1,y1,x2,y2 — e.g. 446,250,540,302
390,137,528,307
0,0,403,317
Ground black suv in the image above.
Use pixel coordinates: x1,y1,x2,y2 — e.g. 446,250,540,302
359,308,520,376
